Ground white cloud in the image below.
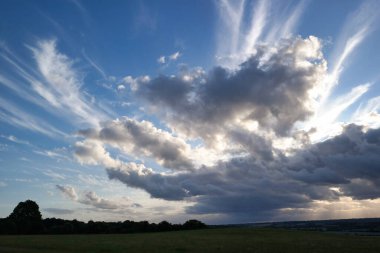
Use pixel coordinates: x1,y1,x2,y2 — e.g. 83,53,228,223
169,51,181,60
157,56,166,64
29,40,109,127
117,84,126,91
56,184,138,210
56,184,78,200
0,134,30,145
73,24,380,222
216,0,308,68
0,97,67,138
157,52,181,65
321,0,379,104
42,169,66,180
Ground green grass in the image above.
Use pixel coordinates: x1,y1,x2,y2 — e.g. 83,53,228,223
0,228,380,253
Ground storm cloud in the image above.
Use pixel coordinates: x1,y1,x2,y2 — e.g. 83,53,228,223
74,35,380,222
137,36,326,139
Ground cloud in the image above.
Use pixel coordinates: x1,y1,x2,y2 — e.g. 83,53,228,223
288,125,380,199
169,51,181,61
134,1,157,33
0,39,111,140
216,0,309,68
0,135,30,145
117,84,126,91
65,1,380,223
157,51,182,65
82,50,107,79
121,75,150,91
73,33,380,222
321,0,380,104
56,184,78,201
157,56,166,64
74,140,120,168
56,184,136,210
42,169,66,180
77,117,194,171
44,208,74,215
138,36,326,138
0,97,67,138
80,191,121,210
29,39,108,127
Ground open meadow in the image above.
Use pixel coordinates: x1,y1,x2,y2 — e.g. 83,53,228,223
1,228,380,253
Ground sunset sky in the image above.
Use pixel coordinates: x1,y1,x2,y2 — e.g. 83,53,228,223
1,0,380,224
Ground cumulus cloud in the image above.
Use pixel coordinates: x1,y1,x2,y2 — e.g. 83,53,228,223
77,117,194,171
288,125,380,200
138,36,326,139
74,35,380,222
72,1,380,223
80,191,121,210
56,185,78,201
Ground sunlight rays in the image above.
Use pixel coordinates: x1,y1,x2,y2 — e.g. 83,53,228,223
216,0,380,143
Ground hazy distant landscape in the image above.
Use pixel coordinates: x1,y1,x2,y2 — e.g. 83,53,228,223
2,200,380,252
2,228,380,253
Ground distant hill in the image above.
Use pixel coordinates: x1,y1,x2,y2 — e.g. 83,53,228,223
214,218,380,235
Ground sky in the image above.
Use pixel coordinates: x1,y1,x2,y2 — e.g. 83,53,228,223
1,0,380,224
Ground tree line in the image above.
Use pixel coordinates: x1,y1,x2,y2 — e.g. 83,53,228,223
0,200,207,234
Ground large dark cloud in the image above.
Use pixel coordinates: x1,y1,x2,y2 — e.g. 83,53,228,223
77,123,380,221
288,125,380,200
137,36,325,138
74,36,380,222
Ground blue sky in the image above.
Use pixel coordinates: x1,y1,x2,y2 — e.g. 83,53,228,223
1,0,380,224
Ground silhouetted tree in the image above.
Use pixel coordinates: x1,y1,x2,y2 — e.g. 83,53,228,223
8,200,42,221
183,219,207,230
7,200,43,234
0,218,17,234
1,200,208,234
158,220,172,231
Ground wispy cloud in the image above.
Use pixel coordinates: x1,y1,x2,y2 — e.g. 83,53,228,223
216,0,308,68
352,95,380,129
29,40,109,127
322,0,380,103
265,0,308,42
169,51,181,61
0,134,30,145
56,184,137,210
0,39,112,139
0,97,67,138
82,50,107,79
242,0,268,55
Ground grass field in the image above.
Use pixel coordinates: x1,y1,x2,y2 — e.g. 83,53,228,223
1,228,380,253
